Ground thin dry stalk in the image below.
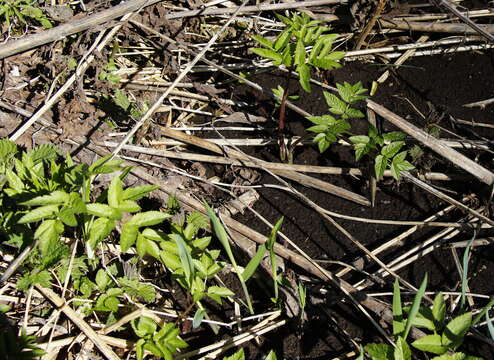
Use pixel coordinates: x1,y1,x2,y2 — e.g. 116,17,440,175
463,98,494,109
367,100,494,185
35,285,120,360
379,18,494,35
165,0,345,20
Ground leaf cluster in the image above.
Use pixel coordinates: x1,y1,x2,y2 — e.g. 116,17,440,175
349,125,415,180
307,82,367,153
131,317,188,360
0,0,52,30
365,276,486,360
250,12,344,92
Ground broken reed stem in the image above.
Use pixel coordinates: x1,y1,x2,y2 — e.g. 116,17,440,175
99,141,464,181
165,0,346,20
35,285,120,360
379,18,494,36
367,100,494,186
157,128,370,206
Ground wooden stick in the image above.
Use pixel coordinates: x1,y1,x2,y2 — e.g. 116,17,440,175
430,0,494,43
35,285,120,360
367,100,494,186
100,141,465,181
0,0,161,60
379,18,494,35
159,128,370,206
165,0,345,20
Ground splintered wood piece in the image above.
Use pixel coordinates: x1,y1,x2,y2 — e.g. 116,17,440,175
367,100,494,186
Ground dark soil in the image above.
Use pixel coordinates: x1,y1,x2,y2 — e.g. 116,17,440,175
222,50,494,359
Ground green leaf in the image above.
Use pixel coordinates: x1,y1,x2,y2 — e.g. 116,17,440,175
114,89,131,111
383,131,406,142
251,34,273,49
86,203,122,220
208,286,235,297
223,348,245,360
297,64,311,93
316,136,330,153
307,115,336,125
382,141,405,158
374,155,387,180
412,334,448,355
0,139,17,159
28,144,59,164
34,219,64,256
442,312,472,349
5,168,24,191
323,91,346,115
172,233,195,285
19,205,59,224
307,124,328,133
95,269,111,291
391,151,415,180
394,337,411,360
364,343,394,360
403,274,427,340
108,176,123,208
120,223,139,252
88,217,115,249
311,57,342,70
294,38,306,66
123,185,159,201
433,293,446,330
242,244,266,281
160,251,182,271
250,48,283,64
192,308,206,329
21,190,70,206
393,278,405,337
274,29,291,51
128,211,170,227
349,135,370,144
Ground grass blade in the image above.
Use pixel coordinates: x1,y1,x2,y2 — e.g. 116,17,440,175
404,274,428,340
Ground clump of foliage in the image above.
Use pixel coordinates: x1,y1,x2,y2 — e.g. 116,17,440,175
250,13,415,179
0,0,52,30
250,12,345,92
364,276,489,360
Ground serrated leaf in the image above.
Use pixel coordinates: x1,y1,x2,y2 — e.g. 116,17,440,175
274,28,291,51
344,107,365,119
86,203,122,220
250,48,283,64
128,211,170,227
442,312,472,349
21,190,70,206
297,64,311,93
0,139,17,159
19,205,59,224
412,334,448,355
382,141,405,158
28,144,59,164
383,131,406,142
311,57,342,70
307,115,336,125
34,219,64,256
5,168,24,192
96,269,111,291
251,34,273,49
116,199,141,213
374,155,387,179
349,135,370,144
307,124,328,133
108,176,123,208
160,251,181,271
323,91,346,114
317,136,330,153
364,343,394,360
120,223,138,252
295,38,305,66
114,89,130,111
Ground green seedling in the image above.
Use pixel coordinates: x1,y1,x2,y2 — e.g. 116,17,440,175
365,275,488,360
349,124,415,180
250,12,344,93
131,317,188,360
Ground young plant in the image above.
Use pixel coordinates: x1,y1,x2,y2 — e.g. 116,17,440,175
131,317,188,360
365,276,487,360
307,81,367,152
250,12,344,93
349,125,415,180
